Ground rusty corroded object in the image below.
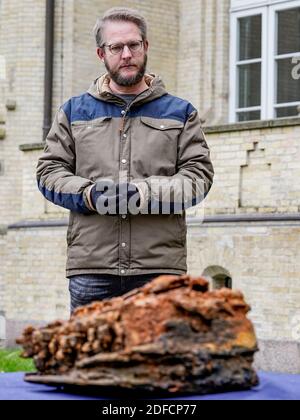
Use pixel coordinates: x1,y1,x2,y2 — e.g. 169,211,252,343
17,275,259,395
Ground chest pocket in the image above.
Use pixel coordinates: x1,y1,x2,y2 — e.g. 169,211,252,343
71,116,113,143
71,116,116,179
139,116,184,151
71,116,113,146
140,116,184,131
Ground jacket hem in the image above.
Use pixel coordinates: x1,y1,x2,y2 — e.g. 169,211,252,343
66,268,187,278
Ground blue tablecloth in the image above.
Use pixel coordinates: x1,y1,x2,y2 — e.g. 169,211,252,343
0,371,299,400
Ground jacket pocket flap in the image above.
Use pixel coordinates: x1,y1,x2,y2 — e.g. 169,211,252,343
140,116,184,130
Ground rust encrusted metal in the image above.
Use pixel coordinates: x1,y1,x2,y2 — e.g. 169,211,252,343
17,275,259,395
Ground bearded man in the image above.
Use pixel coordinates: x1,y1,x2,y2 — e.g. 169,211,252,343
36,7,214,313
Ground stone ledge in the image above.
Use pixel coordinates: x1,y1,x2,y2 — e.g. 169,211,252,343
187,213,300,225
6,213,300,230
19,142,45,152
8,219,69,230
204,117,300,134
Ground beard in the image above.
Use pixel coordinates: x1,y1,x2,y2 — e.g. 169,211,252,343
104,54,148,87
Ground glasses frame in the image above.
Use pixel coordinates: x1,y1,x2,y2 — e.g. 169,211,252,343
101,40,144,55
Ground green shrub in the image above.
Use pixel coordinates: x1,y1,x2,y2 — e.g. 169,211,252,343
0,349,36,373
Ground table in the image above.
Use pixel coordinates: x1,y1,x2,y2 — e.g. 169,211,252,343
0,371,299,400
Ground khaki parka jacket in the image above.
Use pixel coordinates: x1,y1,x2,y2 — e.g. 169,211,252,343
36,73,214,277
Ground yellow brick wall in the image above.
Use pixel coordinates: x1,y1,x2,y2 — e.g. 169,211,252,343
21,149,68,220
177,0,230,125
187,222,300,342
71,0,179,96
3,226,68,322
0,0,46,226
187,124,300,218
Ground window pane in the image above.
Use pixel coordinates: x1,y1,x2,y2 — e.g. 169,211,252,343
276,106,300,118
213,275,232,290
237,111,261,122
238,63,261,108
277,8,300,55
277,58,300,103
239,15,262,60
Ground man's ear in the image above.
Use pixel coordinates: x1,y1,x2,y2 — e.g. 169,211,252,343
97,47,105,62
143,40,149,53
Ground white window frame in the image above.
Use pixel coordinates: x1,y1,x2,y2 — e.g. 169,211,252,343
231,0,292,12
229,0,300,123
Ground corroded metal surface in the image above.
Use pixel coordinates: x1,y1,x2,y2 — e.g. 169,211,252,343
18,275,259,395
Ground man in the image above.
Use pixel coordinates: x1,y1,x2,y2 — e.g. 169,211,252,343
36,7,214,313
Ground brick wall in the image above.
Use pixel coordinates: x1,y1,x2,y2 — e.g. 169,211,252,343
187,222,300,343
3,226,68,322
0,223,7,347
177,0,230,125
195,124,300,216
72,0,179,96
0,0,45,226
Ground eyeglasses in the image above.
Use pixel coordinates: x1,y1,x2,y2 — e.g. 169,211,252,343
101,40,144,55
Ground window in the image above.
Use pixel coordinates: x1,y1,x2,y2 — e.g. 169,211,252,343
202,266,233,290
213,275,233,290
274,6,300,117
230,0,300,122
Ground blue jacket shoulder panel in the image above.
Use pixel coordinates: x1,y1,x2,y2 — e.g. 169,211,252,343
61,92,197,125
130,94,196,124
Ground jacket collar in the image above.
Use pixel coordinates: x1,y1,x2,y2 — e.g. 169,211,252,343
87,72,168,107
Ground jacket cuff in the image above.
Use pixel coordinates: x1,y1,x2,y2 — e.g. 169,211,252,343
83,184,96,212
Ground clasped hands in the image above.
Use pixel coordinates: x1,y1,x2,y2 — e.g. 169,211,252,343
90,179,141,215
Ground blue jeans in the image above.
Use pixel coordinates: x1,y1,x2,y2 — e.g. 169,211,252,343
68,273,167,313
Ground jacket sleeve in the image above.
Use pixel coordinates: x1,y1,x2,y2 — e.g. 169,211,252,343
36,107,95,214
132,109,214,213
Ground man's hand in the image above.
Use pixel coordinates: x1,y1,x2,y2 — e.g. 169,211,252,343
90,180,140,215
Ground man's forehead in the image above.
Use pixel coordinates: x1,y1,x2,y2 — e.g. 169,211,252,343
103,20,141,43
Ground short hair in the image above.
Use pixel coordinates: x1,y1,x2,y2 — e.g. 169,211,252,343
93,7,148,48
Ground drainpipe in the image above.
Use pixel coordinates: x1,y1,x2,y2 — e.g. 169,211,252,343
43,0,55,141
